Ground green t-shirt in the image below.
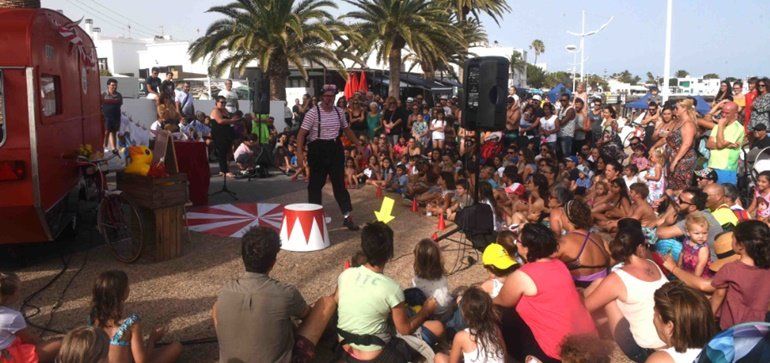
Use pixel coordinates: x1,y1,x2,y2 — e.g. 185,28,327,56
337,266,404,351
708,122,745,171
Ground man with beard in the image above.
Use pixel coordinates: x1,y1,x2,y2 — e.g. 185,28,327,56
656,187,724,262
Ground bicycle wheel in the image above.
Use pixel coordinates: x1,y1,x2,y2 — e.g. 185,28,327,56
97,193,144,263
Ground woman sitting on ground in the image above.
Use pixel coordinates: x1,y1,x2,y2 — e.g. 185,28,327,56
547,186,574,235
593,178,633,230
494,223,597,363
584,223,668,363
556,200,611,289
508,173,550,227
646,281,717,363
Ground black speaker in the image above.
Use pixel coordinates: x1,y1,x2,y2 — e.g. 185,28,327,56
462,56,509,131
243,68,270,114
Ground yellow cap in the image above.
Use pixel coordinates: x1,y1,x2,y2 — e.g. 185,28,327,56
482,243,517,269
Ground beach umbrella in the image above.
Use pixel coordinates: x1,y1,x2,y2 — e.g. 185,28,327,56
697,322,770,363
357,71,368,93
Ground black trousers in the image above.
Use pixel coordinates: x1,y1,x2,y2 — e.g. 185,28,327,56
307,139,352,215
213,136,232,174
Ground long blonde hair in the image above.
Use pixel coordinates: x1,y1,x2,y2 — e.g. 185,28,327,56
677,98,699,124
58,326,110,363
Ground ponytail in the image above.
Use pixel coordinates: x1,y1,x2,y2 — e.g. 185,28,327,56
734,221,770,269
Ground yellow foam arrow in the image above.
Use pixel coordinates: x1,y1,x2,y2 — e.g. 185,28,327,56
374,197,396,224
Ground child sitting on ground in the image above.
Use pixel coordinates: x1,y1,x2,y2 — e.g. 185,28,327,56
412,239,453,321
677,212,713,278
233,134,258,174
89,270,182,363
387,164,409,195
0,272,61,363
622,164,642,189
369,157,395,189
480,241,520,298
344,158,359,189
434,286,506,363
57,326,109,363
446,179,474,221
425,172,457,217
628,144,650,172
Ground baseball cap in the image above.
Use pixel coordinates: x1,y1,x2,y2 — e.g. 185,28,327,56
482,243,518,270
564,156,578,164
694,167,718,181
753,124,767,131
532,95,542,101
406,97,414,102
440,95,448,100
577,165,590,175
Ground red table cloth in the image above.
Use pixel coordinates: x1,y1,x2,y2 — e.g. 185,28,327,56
173,141,209,206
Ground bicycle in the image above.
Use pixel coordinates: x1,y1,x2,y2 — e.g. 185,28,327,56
76,154,144,263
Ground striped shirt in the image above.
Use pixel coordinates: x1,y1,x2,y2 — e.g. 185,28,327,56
301,105,348,142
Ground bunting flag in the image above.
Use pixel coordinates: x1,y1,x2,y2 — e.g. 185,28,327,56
56,17,96,66
185,203,284,238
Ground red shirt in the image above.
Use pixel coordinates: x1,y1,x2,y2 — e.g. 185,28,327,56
745,90,758,127
516,259,597,359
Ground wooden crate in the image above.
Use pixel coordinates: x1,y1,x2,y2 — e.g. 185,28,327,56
138,205,186,261
116,173,189,210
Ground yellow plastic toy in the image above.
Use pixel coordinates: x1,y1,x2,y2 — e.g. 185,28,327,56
124,146,153,176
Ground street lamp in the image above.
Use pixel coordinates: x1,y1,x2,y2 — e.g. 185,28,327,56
567,10,613,85
662,0,673,102
565,45,579,91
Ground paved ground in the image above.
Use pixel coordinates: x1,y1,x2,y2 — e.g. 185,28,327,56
6,169,491,362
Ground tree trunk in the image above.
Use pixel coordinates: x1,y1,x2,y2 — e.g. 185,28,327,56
268,57,289,102
0,0,40,8
421,62,435,82
388,47,402,100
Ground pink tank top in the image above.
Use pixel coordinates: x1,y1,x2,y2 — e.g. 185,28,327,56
516,259,597,359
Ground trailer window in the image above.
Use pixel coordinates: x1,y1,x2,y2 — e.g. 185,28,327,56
40,75,61,117
0,70,5,147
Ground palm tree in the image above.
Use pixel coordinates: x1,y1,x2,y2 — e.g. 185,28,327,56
189,0,345,101
675,69,689,78
646,71,656,85
404,16,486,82
0,0,40,7
530,39,545,65
510,50,525,75
345,0,460,99
441,0,510,24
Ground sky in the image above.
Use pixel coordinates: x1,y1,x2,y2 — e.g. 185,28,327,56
42,0,769,79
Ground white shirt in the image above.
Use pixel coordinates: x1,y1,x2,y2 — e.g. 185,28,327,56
0,306,26,350
461,329,505,363
219,89,239,114
431,119,446,140
540,115,558,143
149,120,163,140
411,276,452,316
233,143,253,160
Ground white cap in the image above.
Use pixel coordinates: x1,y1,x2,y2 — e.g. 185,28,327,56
406,97,414,102
532,95,542,101
440,95,448,100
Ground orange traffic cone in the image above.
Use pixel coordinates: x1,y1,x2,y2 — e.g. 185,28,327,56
411,199,419,213
344,260,351,269
431,232,438,241
376,185,383,198
437,213,446,231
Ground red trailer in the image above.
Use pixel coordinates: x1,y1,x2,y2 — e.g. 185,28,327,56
0,8,102,244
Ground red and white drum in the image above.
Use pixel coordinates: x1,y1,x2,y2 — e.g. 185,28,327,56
280,203,330,252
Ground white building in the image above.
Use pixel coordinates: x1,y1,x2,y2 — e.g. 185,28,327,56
83,19,149,76
671,77,720,96
607,79,647,95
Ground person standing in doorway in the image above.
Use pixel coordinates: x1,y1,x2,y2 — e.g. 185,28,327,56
296,84,363,231
101,78,122,152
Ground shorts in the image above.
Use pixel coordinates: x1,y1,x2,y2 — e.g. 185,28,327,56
235,153,255,166
291,334,316,363
105,117,120,132
343,337,415,363
714,168,737,186
1,338,38,363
